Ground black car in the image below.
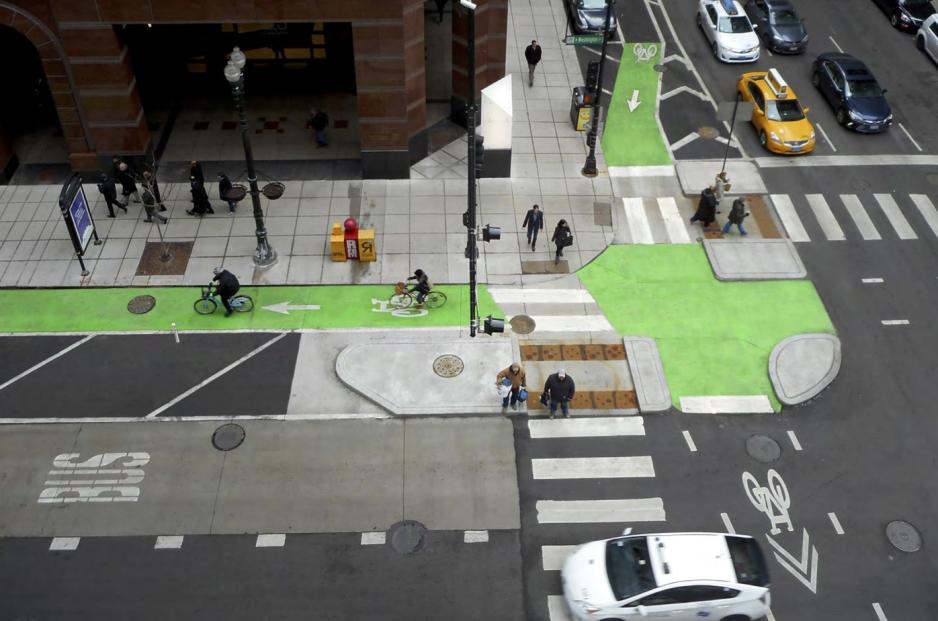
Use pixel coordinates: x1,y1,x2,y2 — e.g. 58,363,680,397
565,0,618,34
744,0,808,53
872,0,936,31
811,53,892,133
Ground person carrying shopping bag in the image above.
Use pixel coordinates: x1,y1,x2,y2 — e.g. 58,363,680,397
496,362,527,413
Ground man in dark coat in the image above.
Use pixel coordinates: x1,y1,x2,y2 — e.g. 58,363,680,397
187,179,214,216
141,170,166,211
307,108,329,147
212,266,240,316
722,196,749,236
522,204,544,251
543,368,575,418
97,173,127,218
190,160,205,185
116,161,140,203
218,173,236,213
690,186,718,228
524,40,542,87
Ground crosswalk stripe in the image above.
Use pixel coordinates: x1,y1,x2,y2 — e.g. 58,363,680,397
623,197,655,244
542,545,579,571
769,194,809,242
873,194,917,240
656,197,692,243
536,498,666,523
839,194,881,240
547,595,573,621
523,315,615,332
532,456,655,479
528,417,645,438
489,289,595,304
154,535,184,549
806,194,845,240
909,194,938,238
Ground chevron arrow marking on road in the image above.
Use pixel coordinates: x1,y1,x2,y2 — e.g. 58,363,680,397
765,528,819,593
263,301,321,315
627,90,641,112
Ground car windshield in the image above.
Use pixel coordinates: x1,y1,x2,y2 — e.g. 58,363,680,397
606,538,657,601
769,9,800,26
848,79,884,98
726,536,770,587
765,99,805,122
902,0,931,6
580,0,606,8
718,16,753,33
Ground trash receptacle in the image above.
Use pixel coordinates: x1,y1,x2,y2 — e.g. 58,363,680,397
570,87,593,132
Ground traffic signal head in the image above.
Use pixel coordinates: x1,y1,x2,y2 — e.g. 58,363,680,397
483,315,505,335
482,224,501,242
475,135,485,175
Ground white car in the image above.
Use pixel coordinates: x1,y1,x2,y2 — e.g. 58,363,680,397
561,532,771,621
917,14,938,64
697,0,761,63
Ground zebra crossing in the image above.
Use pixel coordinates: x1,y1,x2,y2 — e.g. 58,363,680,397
488,287,616,336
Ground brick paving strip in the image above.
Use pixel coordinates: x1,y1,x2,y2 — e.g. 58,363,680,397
521,343,637,411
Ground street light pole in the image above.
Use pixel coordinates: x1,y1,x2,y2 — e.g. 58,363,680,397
224,47,277,268
462,0,479,337
720,92,741,176
582,0,614,177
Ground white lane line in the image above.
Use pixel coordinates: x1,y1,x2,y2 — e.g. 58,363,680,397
680,395,774,414
713,135,739,148
787,430,803,451
154,535,184,549
548,595,573,621
660,86,707,101
815,122,837,152
662,54,690,68
839,194,881,240
910,194,938,237
881,320,910,326
898,122,923,152
488,288,595,304
721,512,736,534
657,197,692,243
542,545,578,571
828,512,845,535
531,456,655,479
50,537,80,551
145,332,289,418
0,334,95,392
256,533,286,548
0,412,393,425
873,194,917,240
828,35,844,53
623,197,655,244
361,531,386,545
861,278,884,283
757,154,938,168
769,194,810,242
872,602,888,621
536,498,666,523
464,530,489,543
649,0,718,111
528,417,645,438
521,315,615,332
669,131,700,152
682,430,697,452
602,88,614,97
582,46,621,63
806,194,846,241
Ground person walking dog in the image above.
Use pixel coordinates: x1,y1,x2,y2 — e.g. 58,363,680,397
551,219,573,264
722,196,750,236
525,40,542,87
522,204,544,251
543,368,575,418
496,362,527,413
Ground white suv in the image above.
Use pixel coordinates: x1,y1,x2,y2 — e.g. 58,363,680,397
562,532,771,621
698,0,761,63
917,14,938,65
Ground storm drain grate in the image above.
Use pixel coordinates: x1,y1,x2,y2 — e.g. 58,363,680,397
886,520,922,552
698,126,720,139
746,435,781,463
212,423,246,451
510,315,536,335
127,295,157,314
388,520,428,554
433,354,465,378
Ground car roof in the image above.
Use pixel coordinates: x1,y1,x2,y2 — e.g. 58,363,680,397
743,71,798,100
819,53,872,75
645,533,739,587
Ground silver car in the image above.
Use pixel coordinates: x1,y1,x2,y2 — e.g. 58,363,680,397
917,14,938,64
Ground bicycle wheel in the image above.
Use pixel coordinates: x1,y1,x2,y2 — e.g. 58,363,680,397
425,291,447,309
389,293,413,308
233,295,254,312
194,297,217,315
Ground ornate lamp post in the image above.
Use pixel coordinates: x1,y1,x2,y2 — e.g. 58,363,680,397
582,0,614,177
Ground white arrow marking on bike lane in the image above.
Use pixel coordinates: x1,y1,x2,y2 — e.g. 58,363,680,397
765,528,819,594
627,90,641,112
262,301,321,315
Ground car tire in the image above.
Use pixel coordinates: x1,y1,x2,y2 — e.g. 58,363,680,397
719,616,751,621
759,130,768,148
811,71,820,87
712,41,719,58
836,108,847,125
890,12,899,28
917,35,925,51
696,12,702,29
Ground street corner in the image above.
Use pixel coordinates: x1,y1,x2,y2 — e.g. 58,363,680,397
769,333,841,407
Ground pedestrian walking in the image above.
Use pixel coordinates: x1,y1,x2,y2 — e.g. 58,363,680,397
187,179,214,216
190,160,205,186
496,362,527,413
434,0,447,23
306,108,329,147
141,188,168,224
116,161,140,204
543,368,575,419
218,173,237,213
524,40,542,87
714,171,730,206
690,186,719,229
97,173,127,218
551,219,573,264
522,204,544,251
141,170,166,211
722,196,750,236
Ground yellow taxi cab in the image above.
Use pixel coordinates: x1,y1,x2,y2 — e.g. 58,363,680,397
737,68,816,155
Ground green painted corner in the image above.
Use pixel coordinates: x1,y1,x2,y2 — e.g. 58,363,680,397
578,245,836,411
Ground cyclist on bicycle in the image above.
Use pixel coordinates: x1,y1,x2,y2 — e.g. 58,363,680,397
406,269,432,305
212,267,240,316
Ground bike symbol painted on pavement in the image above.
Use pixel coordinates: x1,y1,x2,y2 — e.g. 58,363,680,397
633,43,658,63
371,298,428,318
38,452,151,504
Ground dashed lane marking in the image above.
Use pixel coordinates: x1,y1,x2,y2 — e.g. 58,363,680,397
464,530,489,543
542,545,578,571
255,534,286,548
49,537,80,551
828,512,845,535
881,320,910,326
682,430,697,452
154,535,184,549
536,498,665,524
527,417,645,439
898,122,923,152
872,602,888,621
361,532,386,545
861,278,884,284
721,512,736,534
0,334,95,392
829,35,844,53
815,122,837,152
787,430,803,451
531,456,655,479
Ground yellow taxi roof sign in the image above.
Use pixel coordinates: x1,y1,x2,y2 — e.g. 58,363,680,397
766,68,788,98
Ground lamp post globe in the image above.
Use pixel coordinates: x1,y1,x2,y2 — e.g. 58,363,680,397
224,61,241,85
230,46,247,70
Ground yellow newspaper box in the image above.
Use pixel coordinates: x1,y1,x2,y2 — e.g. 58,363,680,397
358,229,376,262
329,223,346,262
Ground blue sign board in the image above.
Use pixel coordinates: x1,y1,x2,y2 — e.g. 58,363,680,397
68,185,95,253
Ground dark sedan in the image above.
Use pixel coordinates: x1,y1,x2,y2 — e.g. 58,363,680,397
872,0,936,32
811,53,892,133
565,0,618,34
745,0,808,54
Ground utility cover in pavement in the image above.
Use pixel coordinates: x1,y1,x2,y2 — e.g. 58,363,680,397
433,354,465,378
127,295,156,314
886,520,922,552
697,126,719,139
388,520,427,554
746,435,781,463
212,423,245,451
510,315,536,334
522,260,569,274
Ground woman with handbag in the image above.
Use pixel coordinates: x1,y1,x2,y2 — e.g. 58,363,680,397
496,363,527,413
551,219,573,265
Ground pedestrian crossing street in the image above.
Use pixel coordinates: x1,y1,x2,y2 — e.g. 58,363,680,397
519,416,665,621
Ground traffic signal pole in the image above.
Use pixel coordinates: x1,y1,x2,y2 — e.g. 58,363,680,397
582,0,614,177
463,0,479,337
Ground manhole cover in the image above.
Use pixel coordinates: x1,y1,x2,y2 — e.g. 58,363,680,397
698,126,720,139
510,315,537,334
886,520,922,552
212,423,245,451
127,295,157,314
746,435,781,463
433,354,464,378
927,173,938,187
388,520,427,554
653,63,668,73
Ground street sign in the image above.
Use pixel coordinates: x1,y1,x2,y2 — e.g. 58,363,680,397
565,34,604,45
57,172,102,275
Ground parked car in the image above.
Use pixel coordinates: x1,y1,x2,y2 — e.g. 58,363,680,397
916,14,938,64
565,0,618,34
744,0,808,54
697,0,761,63
738,68,816,154
561,532,771,621
872,0,936,32
812,53,893,132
